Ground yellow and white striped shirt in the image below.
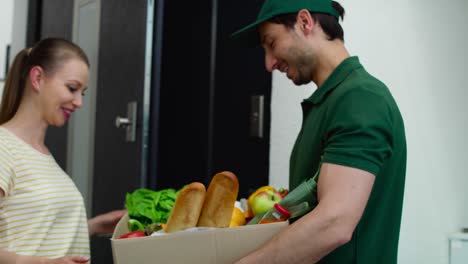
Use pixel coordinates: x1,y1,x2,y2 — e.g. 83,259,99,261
0,127,90,258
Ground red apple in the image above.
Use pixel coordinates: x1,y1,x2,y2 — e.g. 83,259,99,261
250,190,282,216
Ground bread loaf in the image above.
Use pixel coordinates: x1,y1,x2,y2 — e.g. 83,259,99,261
197,171,239,227
165,182,206,233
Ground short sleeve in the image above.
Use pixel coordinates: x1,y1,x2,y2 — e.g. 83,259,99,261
0,142,15,196
322,89,394,176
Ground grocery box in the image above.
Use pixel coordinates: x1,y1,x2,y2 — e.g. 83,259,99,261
111,214,288,264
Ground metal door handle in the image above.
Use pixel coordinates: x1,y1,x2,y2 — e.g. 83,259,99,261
250,95,264,138
115,117,131,128
115,101,137,142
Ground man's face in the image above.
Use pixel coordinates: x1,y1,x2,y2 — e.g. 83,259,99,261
259,21,316,85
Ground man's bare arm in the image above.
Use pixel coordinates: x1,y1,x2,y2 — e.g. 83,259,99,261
235,163,375,264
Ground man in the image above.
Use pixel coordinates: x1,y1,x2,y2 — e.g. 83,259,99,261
231,0,406,263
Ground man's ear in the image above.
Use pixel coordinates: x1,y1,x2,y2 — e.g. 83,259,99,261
296,9,315,35
29,66,44,92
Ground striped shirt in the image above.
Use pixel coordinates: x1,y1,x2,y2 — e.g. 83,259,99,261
0,127,90,258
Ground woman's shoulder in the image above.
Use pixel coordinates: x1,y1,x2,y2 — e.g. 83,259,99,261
0,126,14,139
0,127,20,154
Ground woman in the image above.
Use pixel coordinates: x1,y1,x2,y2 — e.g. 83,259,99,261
0,38,125,263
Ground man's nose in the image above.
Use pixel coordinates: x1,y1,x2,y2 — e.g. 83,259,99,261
265,53,277,72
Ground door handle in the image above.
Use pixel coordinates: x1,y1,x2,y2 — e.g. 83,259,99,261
115,117,131,128
250,95,264,138
115,101,137,142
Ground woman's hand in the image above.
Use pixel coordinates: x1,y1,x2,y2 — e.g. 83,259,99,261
2,249,88,264
16,255,89,264
88,209,127,236
46,256,90,263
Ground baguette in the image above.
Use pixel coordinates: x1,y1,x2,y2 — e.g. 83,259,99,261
165,182,206,233
197,171,239,227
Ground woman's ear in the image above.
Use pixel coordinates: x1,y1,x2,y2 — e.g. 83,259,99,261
296,9,315,35
29,66,44,92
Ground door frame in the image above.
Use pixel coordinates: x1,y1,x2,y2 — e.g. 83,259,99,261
68,0,101,215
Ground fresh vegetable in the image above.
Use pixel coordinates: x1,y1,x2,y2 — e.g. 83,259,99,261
248,176,318,225
229,207,246,227
144,222,165,235
250,190,282,216
247,186,276,208
246,186,277,218
128,219,145,231
118,230,146,239
125,188,180,231
278,187,289,198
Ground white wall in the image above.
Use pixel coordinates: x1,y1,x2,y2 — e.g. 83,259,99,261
9,0,28,64
269,0,468,263
0,0,15,94
0,0,27,98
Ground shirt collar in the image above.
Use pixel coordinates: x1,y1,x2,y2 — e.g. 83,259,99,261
303,56,363,105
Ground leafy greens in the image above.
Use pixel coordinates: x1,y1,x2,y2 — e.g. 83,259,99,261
125,188,179,231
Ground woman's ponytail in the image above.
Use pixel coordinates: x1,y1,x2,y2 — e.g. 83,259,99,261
0,48,30,125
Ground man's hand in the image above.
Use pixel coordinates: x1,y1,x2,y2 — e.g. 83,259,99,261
88,209,127,236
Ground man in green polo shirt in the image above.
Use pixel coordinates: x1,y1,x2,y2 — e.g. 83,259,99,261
232,0,406,263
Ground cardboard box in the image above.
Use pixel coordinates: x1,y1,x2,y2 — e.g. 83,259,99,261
111,214,288,264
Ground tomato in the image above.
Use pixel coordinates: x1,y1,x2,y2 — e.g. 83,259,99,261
278,188,289,198
118,230,146,239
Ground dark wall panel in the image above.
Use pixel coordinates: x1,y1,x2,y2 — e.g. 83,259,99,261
26,0,42,46
90,1,148,263
155,0,213,190
154,0,271,199
40,0,74,39
213,0,271,198
39,0,74,170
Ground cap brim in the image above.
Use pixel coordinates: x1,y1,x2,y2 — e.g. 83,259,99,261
230,19,266,48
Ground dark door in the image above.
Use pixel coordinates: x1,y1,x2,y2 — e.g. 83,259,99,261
213,0,271,198
152,0,271,198
149,0,214,190
91,0,150,262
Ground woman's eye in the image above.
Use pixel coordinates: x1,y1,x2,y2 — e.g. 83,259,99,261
68,86,77,92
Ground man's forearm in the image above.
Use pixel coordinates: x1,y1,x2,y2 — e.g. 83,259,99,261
236,164,374,264
235,204,352,264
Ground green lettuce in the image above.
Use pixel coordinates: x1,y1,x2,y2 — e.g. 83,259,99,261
125,188,179,231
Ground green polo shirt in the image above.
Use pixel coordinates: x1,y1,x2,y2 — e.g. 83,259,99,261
289,56,406,264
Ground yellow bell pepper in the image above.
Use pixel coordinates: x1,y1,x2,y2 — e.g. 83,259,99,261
229,207,246,227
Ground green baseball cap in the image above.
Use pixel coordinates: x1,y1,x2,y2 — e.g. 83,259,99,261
231,0,339,47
